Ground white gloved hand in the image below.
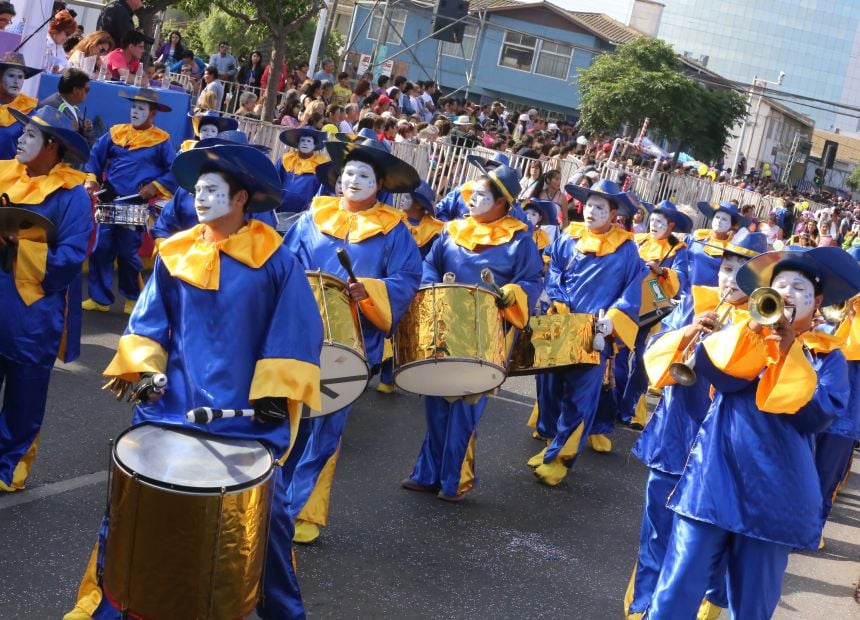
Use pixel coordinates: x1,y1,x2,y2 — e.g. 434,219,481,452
597,316,614,336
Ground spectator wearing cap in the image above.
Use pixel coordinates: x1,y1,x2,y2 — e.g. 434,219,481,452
97,0,143,54
0,2,15,30
450,115,477,148
0,51,43,160
513,113,529,141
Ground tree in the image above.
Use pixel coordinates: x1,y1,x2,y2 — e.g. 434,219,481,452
845,165,860,192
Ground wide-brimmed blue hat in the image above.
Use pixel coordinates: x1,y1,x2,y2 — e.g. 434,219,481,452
737,246,860,306
718,229,768,258
10,105,89,163
325,140,419,193
315,160,340,193
466,151,510,171
171,144,280,213
410,180,436,213
120,87,172,112
0,51,42,79
468,160,521,205
188,111,238,137
196,130,270,153
650,199,693,233
522,199,559,225
564,179,635,217
697,201,748,226
279,127,327,150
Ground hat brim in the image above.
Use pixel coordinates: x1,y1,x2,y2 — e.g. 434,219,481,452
189,114,238,136
468,160,519,204
651,207,693,234
522,199,558,225
171,145,281,213
196,136,269,153
564,183,633,217
411,184,436,212
9,107,89,163
697,201,749,227
315,160,340,192
325,141,419,193
466,154,502,170
279,128,326,150
121,95,172,113
736,247,860,306
0,206,55,243
334,132,360,143
0,62,42,79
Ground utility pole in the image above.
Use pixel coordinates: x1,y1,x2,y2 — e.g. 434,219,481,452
370,1,392,68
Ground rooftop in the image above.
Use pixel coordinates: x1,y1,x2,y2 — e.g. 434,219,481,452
812,129,860,164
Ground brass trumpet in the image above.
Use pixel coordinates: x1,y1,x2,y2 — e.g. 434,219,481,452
668,290,733,387
820,301,848,325
748,287,786,327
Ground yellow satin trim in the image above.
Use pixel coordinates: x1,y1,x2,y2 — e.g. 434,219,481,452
457,433,477,494
296,447,340,525
636,235,685,261
179,139,197,153
501,283,529,329
281,151,328,175
574,224,634,257
662,268,681,299
755,341,817,414
644,328,686,388
0,160,87,204
357,277,392,333
249,358,322,413
151,180,174,200
693,229,730,256
13,238,47,305
0,94,37,127
692,285,720,315
563,221,586,238
607,307,638,350
408,215,444,248
312,196,404,242
104,334,168,382
837,305,860,360
798,329,843,354
446,215,527,251
110,124,170,150
702,319,772,381
158,220,282,290
533,227,550,252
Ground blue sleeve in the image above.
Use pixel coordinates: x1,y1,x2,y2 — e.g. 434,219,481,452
544,233,569,303
693,341,756,394
434,188,461,222
787,351,848,435
151,190,183,240
251,209,277,228
669,246,690,297
421,231,445,285
170,59,183,72
41,187,93,293
281,212,313,268
609,242,647,322
84,133,110,180
382,224,423,326
511,233,544,310
152,140,177,193
125,258,172,350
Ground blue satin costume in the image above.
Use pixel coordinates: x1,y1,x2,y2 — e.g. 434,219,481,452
0,172,92,490
276,156,324,213
407,219,543,497
76,221,323,620
648,328,847,619
282,198,422,528
150,186,276,240
0,95,37,160
84,127,176,304
435,184,531,227
684,230,728,288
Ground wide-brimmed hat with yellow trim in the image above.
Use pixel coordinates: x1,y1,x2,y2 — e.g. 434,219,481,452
0,51,41,79
564,178,635,217
187,110,237,137
120,87,172,112
695,228,767,259
324,140,419,193
467,159,521,205
9,105,89,162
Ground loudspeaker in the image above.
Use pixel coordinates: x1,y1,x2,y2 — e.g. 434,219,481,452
431,0,469,43
822,139,838,170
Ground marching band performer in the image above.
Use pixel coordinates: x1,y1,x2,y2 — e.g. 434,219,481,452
178,110,238,152
434,153,509,222
686,202,747,288
82,88,177,314
624,231,768,619
528,179,647,485
647,246,860,619
0,52,42,160
402,164,543,501
0,107,91,492
276,127,328,213
65,143,323,619
282,140,422,543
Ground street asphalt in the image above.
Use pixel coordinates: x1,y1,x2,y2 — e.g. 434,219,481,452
1,305,858,619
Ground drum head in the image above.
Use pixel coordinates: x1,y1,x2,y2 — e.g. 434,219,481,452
395,359,506,397
114,424,273,493
304,344,370,418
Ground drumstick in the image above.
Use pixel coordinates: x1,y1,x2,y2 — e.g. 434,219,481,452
479,268,505,297
337,247,358,283
186,407,255,424
116,193,142,202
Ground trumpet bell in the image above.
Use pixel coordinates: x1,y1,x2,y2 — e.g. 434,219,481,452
820,301,848,324
668,360,697,387
748,287,785,327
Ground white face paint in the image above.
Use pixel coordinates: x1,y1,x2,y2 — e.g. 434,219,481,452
198,123,219,139
194,172,233,223
15,123,44,164
341,160,378,202
584,195,611,231
2,68,25,97
297,135,317,154
468,180,496,216
717,254,748,304
712,211,732,234
398,193,414,211
772,269,818,324
130,101,151,128
525,208,541,227
649,213,670,239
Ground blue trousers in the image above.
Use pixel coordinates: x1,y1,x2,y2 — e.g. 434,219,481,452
647,515,790,620
614,346,632,422
534,373,560,439
380,357,394,385
620,327,651,424
0,355,52,487
87,225,143,305
409,396,487,496
816,432,856,522
543,359,605,465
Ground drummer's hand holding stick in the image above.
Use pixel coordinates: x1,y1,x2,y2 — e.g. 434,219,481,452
337,247,369,302
104,373,167,403
85,180,101,197
184,398,288,424
480,268,515,308
138,182,159,201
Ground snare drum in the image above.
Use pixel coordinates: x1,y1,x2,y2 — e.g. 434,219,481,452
394,283,507,397
306,270,370,417
507,313,600,375
103,424,274,619
639,275,674,327
94,203,149,226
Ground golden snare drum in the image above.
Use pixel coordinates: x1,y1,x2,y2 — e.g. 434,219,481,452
507,313,600,375
394,283,507,397
306,270,370,417
103,424,274,620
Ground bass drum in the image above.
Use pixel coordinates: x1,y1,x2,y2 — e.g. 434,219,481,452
507,312,600,375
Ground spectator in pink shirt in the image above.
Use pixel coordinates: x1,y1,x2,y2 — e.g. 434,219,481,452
103,31,145,80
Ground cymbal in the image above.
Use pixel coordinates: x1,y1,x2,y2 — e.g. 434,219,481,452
0,207,55,243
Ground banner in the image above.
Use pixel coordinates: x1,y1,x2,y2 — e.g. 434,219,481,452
17,0,56,97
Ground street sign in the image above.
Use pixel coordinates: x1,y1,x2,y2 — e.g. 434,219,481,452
380,59,394,77
356,54,372,76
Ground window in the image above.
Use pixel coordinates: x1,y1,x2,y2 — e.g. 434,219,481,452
368,7,407,45
535,40,572,79
441,24,478,60
499,31,536,72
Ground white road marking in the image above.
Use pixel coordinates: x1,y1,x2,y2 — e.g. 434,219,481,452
0,471,108,510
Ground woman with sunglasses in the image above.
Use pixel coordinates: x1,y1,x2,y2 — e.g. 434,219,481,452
68,31,114,73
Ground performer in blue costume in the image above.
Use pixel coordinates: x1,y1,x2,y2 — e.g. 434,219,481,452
528,179,647,485
65,143,323,620
276,127,328,213
82,88,177,314
402,164,543,501
0,106,91,492
647,246,860,619
434,152,509,222
624,231,767,620
0,52,42,160
178,109,238,152
282,140,422,543
151,130,275,243
686,201,747,288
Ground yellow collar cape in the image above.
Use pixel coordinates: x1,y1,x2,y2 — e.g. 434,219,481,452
281,151,328,175
567,223,633,257
158,219,282,290
0,94,37,127
0,159,87,204
692,228,731,257
691,285,749,319
179,138,197,153
110,124,170,150
533,227,550,252
797,329,843,355
446,215,527,251
408,214,444,248
635,233,685,261
312,195,404,242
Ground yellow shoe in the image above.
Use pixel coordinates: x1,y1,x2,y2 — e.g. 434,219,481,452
123,299,136,315
0,479,21,492
696,598,724,620
534,459,568,486
376,382,396,394
531,431,550,441
293,519,320,544
82,299,110,312
587,434,612,453
63,611,93,620
818,534,825,550
527,448,547,468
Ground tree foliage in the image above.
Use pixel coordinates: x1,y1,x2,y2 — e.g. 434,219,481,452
577,37,748,163
845,165,860,191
